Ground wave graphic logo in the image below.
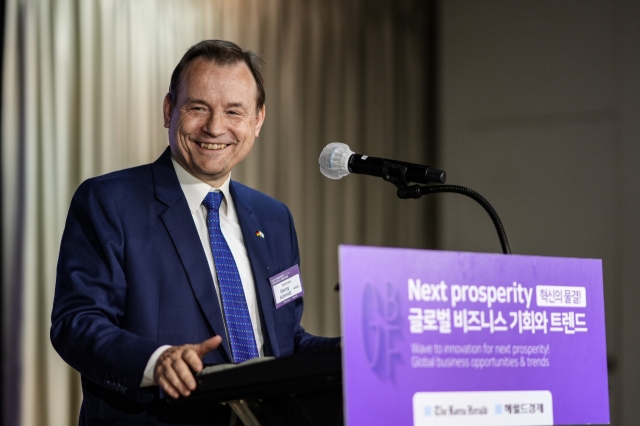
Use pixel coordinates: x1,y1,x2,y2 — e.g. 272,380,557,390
362,282,402,380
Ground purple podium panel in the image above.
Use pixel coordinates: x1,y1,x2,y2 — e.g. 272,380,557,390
339,246,609,426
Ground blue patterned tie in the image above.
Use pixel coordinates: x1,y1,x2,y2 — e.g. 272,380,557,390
202,191,259,363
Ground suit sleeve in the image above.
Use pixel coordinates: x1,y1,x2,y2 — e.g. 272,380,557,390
284,206,342,352
50,180,160,401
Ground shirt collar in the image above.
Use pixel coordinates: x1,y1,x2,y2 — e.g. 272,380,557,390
171,157,235,217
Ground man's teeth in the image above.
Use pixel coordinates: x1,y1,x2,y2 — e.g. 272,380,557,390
200,143,226,150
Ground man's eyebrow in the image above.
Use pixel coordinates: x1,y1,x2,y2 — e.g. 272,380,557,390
184,97,207,104
182,99,248,109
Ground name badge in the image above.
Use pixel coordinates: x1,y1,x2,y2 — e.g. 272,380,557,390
269,265,305,308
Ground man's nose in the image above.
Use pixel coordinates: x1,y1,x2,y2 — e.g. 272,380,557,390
202,112,226,136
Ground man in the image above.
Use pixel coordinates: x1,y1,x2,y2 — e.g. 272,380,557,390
51,40,339,425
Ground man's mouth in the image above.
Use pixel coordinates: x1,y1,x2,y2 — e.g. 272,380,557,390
199,142,228,150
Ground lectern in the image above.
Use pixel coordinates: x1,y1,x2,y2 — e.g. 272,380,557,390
170,347,342,426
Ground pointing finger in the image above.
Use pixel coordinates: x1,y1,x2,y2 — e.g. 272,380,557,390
195,335,222,357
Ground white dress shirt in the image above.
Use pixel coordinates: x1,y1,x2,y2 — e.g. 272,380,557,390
140,158,264,386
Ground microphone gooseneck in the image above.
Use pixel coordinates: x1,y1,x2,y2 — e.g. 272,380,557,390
318,142,511,255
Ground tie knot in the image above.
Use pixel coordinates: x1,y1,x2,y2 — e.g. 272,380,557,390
202,191,224,212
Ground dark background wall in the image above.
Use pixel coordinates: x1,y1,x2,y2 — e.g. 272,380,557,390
436,1,640,424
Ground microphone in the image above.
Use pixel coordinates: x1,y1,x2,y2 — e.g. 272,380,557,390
318,142,446,185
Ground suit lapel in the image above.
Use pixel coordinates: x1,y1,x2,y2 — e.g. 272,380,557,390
152,149,232,361
230,182,281,357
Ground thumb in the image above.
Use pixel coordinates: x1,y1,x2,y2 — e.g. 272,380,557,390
195,335,222,357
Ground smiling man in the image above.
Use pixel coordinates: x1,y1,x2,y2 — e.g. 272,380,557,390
51,40,339,426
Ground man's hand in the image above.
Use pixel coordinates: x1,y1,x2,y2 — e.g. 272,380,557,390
154,335,222,399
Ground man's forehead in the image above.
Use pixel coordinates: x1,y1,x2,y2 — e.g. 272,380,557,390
180,59,257,94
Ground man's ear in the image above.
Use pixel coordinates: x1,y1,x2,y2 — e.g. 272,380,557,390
163,94,173,129
254,104,266,137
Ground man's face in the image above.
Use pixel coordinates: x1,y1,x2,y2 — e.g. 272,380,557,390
164,58,265,187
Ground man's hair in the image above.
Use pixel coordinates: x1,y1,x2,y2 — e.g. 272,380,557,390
168,39,265,111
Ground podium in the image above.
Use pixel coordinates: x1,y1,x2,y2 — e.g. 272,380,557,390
170,347,343,426
338,246,609,426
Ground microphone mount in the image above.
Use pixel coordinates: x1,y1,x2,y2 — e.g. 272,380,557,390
378,163,510,255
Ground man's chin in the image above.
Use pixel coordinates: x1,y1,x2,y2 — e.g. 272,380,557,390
192,163,231,186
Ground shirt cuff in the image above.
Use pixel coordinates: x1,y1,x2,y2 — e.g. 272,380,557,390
140,345,172,387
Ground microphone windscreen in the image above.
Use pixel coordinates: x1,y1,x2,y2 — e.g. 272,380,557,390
319,143,353,179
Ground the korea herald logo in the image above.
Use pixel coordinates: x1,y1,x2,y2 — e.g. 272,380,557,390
362,283,402,380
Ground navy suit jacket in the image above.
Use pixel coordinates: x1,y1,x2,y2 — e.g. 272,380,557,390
51,148,339,425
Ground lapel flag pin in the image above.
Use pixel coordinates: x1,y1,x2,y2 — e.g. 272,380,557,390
255,231,265,238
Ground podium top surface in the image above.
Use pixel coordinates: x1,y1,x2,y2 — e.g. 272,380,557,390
169,347,342,406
